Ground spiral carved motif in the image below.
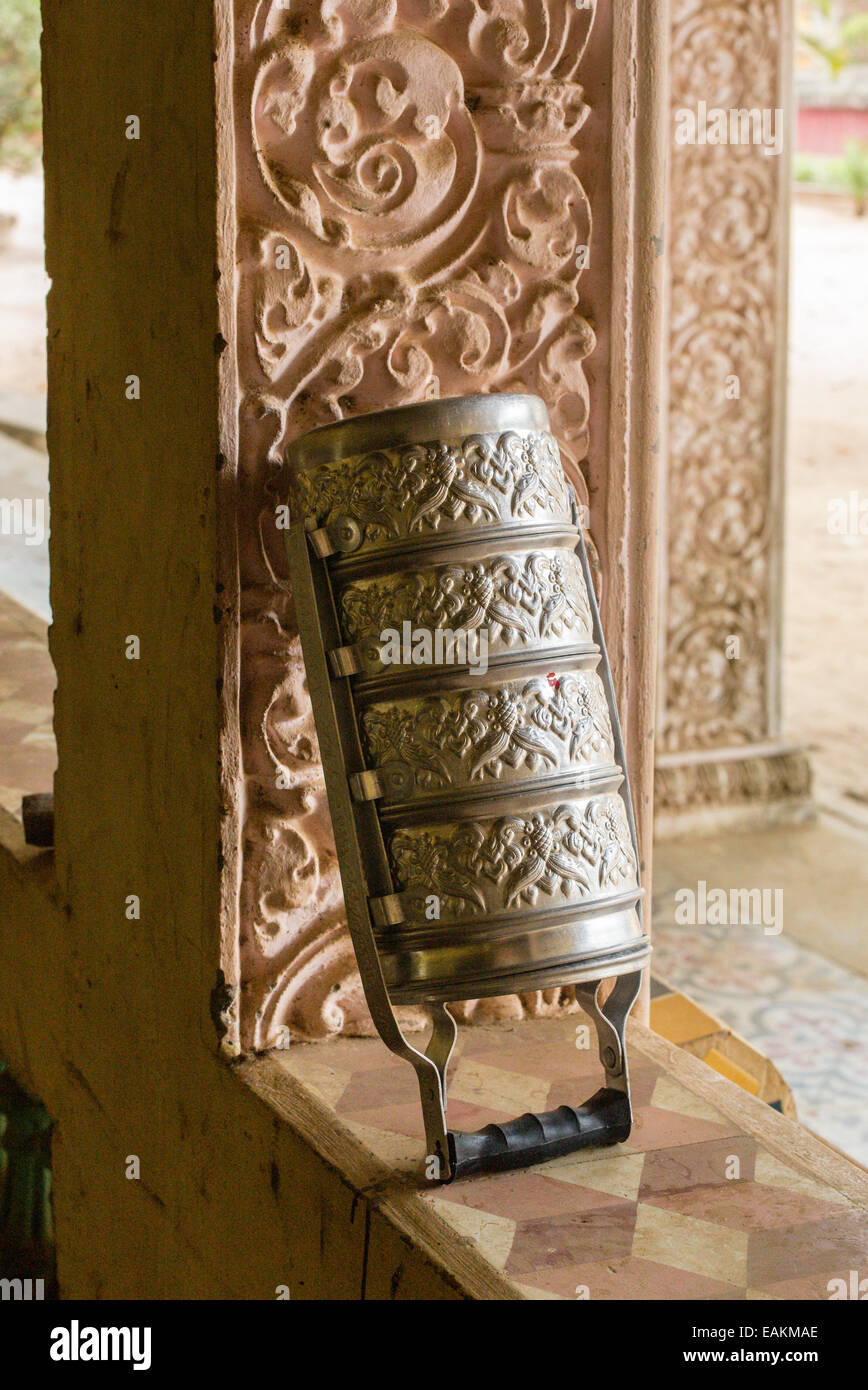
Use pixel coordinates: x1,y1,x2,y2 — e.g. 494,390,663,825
236,0,601,1045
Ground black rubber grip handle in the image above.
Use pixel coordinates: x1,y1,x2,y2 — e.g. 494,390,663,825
446,1087,631,1182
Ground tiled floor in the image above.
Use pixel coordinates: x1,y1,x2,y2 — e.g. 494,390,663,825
274,1015,868,1300
652,868,868,1167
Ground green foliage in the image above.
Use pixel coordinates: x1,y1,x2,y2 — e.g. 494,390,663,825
841,12,868,53
793,142,868,213
841,138,868,213
0,0,42,172
798,2,868,75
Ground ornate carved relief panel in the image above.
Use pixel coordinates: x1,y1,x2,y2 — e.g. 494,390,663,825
657,0,810,819
231,0,663,1046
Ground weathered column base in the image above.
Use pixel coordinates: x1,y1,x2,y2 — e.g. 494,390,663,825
654,743,814,839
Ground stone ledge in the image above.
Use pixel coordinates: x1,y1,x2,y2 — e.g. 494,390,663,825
655,743,815,839
244,1014,868,1299
239,1053,518,1300
1,816,865,1299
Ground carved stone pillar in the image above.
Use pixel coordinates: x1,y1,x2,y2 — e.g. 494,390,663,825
233,0,668,1046
656,0,812,833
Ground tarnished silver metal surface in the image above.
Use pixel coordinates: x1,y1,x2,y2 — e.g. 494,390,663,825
358,660,616,808
336,543,592,669
286,393,649,1179
294,418,573,561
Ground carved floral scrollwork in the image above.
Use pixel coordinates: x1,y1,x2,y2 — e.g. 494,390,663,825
662,0,783,755
655,749,812,814
245,0,596,470
236,0,601,1045
669,1,778,111
253,32,480,256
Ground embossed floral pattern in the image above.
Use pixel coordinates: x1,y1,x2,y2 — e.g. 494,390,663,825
294,428,571,547
340,549,592,649
389,797,637,921
362,670,614,796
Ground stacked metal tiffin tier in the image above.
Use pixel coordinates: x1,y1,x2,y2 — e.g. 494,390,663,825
286,393,650,1181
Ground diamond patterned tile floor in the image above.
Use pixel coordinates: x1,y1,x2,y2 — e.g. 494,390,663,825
274,1014,868,1300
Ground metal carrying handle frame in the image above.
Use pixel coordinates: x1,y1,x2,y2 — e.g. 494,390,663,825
287,505,645,1183
445,969,642,1180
